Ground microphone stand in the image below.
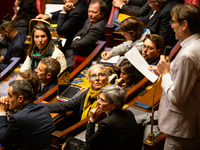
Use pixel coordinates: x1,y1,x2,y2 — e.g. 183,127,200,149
145,55,169,144
145,75,161,144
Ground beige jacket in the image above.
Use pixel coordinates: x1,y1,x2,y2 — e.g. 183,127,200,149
20,45,67,72
159,34,200,138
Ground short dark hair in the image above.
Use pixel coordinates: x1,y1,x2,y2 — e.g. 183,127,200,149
18,70,40,95
144,34,164,51
120,16,144,40
0,21,16,32
9,80,34,101
40,57,61,80
170,3,200,34
90,0,107,14
100,85,127,110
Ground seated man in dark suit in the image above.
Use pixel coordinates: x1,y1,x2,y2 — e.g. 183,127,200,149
36,0,88,50
35,57,61,99
0,21,27,72
67,0,107,72
138,0,180,47
0,80,55,149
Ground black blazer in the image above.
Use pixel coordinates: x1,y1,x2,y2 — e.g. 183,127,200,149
36,80,57,99
71,18,107,57
47,88,91,120
138,0,179,46
121,0,150,17
0,102,55,150
0,30,27,71
55,0,88,49
86,109,142,150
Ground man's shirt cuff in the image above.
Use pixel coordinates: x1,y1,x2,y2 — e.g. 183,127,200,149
0,112,6,116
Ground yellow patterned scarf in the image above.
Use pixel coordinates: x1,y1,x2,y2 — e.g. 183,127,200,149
81,88,99,120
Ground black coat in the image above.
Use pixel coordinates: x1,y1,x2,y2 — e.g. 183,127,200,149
0,102,55,150
86,109,142,150
138,0,180,46
52,0,88,49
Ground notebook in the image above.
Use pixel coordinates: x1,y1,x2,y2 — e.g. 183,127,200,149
57,66,81,101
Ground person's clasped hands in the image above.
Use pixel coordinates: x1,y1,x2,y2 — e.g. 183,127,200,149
0,96,9,112
63,2,75,12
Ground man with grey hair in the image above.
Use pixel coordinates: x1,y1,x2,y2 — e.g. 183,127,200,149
138,0,181,47
0,80,55,149
66,0,107,72
35,57,61,99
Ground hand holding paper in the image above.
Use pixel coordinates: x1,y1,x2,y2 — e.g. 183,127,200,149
125,47,158,83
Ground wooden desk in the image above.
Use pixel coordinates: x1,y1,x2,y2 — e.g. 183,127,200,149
0,57,21,82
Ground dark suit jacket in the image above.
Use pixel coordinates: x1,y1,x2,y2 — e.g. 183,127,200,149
36,80,57,99
15,19,29,34
0,102,55,150
121,0,150,17
0,30,27,71
86,109,142,150
55,0,88,49
138,0,179,46
47,88,91,120
147,56,160,65
71,18,107,57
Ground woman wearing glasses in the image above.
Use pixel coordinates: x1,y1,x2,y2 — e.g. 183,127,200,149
86,85,142,150
46,64,109,125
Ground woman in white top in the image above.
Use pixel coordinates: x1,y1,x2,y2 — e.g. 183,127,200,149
20,24,66,72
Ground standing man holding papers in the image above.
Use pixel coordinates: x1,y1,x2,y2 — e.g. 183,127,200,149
149,4,200,149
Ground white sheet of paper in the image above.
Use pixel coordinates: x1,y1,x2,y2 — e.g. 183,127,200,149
45,4,64,14
99,55,120,64
52,37,67,47
124,47,158,83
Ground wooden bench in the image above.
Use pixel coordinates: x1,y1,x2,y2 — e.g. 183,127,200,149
105,7,127,48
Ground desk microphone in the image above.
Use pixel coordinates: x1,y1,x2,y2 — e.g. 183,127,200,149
164,45,172,61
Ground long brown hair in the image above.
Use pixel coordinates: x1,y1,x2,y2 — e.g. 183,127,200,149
27,24,53,57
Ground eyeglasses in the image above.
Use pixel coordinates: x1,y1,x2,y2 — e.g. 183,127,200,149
143,44,155,51
90,73,106,79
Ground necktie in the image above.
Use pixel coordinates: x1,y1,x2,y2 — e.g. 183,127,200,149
80,23,92,37
145,10,157,27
